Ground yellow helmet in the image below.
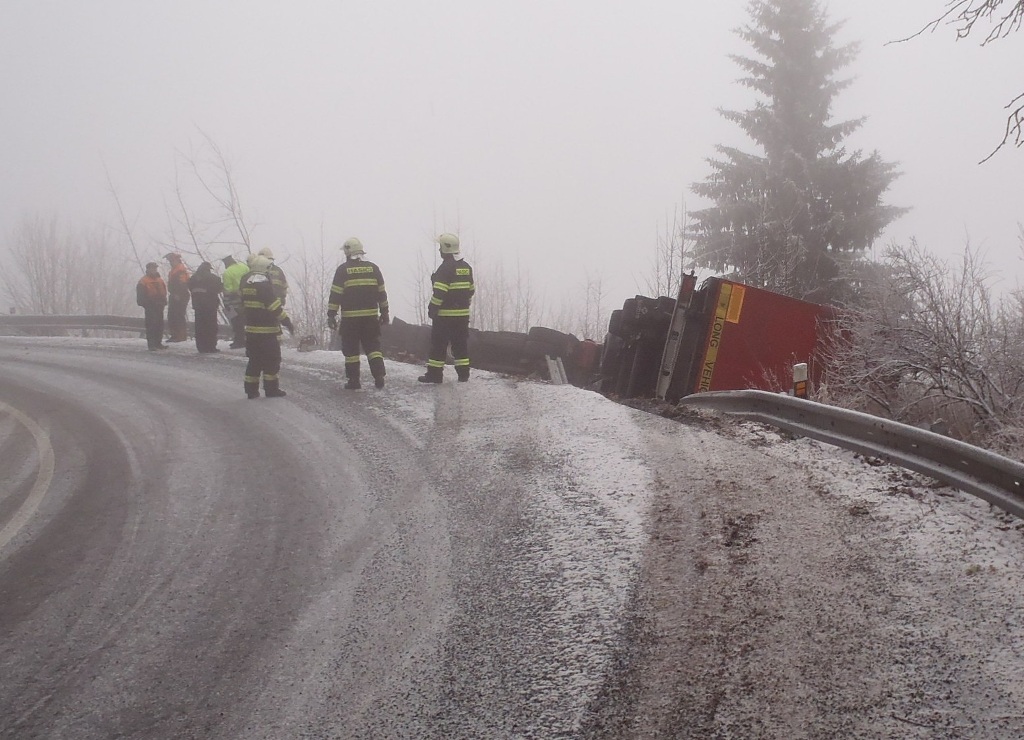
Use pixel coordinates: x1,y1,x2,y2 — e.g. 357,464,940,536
436,233,460,255
342,237,365,258
247,254,272,272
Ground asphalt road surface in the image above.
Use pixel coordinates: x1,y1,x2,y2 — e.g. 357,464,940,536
6,338,1024,739
0,340,654,739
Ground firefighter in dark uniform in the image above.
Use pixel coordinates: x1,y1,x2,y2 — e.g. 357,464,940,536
327,237,390,390
187,261,223,353
257,247,288,305
418,232,474,384
241,253,294,398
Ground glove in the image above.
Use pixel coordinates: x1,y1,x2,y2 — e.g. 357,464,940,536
327,315,338,331
427,304,438,320
379,312,390,326
282,317,295,336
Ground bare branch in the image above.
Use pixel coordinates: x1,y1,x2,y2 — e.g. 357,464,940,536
102,160,145,272
890,0,1024,44
891,2,1024,160
979,91,1024,162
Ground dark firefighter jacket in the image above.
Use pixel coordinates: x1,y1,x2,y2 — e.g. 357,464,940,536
327,259,389,319
267,263,288,304
241,272,290,335
429,258,474,318
188,264,224,311
136,275,168,308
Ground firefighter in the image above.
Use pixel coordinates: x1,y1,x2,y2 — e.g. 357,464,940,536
327,237,390,389
258,247,288,305
188,261,223,353
165,252,191,342
241,253,294,398
221,255,249,348
136,262,168,351
418,233,474,384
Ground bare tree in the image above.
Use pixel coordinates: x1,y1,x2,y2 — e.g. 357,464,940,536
155,129,257,264
406,245,434,326
821,239,1024,451
103,161,145,272
472,252,545,333
896,1,1024,161
542,269,609,339
2,212,135,315
643,202,694,299
289,225,337,345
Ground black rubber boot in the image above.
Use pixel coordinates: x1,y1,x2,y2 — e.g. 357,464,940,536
369,357,386,389
456,367,470,383
245,381,260,399
264,379,287,398
417,367,443,384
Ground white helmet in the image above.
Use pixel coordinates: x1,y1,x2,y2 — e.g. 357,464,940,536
257,247,275,260
248,254,272,272
342,237,365,258
436,233,460,255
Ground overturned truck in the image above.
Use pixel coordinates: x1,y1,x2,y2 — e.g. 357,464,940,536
601,275,834,402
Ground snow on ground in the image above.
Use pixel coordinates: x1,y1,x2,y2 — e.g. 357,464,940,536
617,403,1024,738
8,336,1024,736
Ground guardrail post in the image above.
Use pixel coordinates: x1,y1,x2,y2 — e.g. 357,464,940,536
792,362,808,398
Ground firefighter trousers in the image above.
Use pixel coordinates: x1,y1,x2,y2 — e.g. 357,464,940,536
426,316,470,380
339,316,385,382
244,334,282,395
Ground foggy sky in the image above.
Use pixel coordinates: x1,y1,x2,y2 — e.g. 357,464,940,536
2,1,1021,326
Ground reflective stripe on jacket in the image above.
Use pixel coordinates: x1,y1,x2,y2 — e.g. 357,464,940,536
241,272,289,335
267,263,288,304
188,270,223,311
327,259,389,319
429,258,474,317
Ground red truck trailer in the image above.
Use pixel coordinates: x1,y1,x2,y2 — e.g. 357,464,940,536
655,276,834,403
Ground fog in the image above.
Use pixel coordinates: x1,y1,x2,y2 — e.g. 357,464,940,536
2,1,1021,325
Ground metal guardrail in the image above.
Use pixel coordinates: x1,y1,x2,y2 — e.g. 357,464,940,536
0,314,232,338
0,314,146,332
680,390,1024,519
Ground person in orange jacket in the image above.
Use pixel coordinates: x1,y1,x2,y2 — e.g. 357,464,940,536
136,262,168,351
165,252,191,342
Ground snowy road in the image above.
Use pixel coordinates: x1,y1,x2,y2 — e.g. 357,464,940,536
0,339,653,738
3,337,1024,739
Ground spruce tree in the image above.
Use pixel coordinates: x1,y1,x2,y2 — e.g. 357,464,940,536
690,0,906,302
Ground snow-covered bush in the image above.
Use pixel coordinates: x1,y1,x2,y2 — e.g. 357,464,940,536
820,239,1024,456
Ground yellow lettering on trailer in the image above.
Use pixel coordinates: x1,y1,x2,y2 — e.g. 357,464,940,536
698,283,732,392
726,283,745,323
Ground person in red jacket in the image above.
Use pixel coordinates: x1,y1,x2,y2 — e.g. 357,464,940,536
165,252,191,342
136,262,168,351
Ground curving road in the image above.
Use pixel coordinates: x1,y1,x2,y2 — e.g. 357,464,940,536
6,338,1024,739
0,339,653,739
